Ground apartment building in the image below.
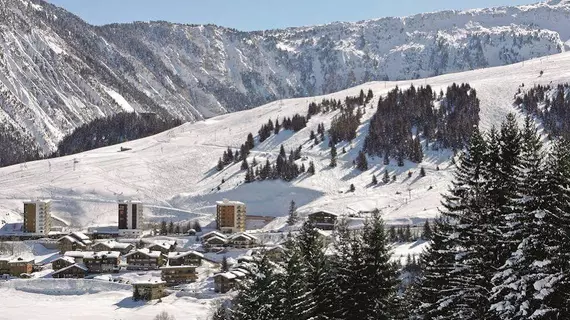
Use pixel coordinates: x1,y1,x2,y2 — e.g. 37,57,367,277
118,200,144,237
215,199,246,233
23,200,52,234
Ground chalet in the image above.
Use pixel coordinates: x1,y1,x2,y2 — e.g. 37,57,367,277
132,280,166,301
0,257,10,274
82,251,121,273
260,245,287,262
52,264,88,279
203,236,228,251
92,240,134,255
228,233,257,248
147,242,175,255
64,251,89,264
125,249,163,270
160,265,198,286
213,269,248,293
166,251,203,266
57,232,92,253
201,230,226,242
51,256,76,270
307,210,338,230
8,257,34,276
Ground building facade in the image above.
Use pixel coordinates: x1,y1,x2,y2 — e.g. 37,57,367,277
82,251,121,273
133,281,165,300
118,200,144,237
125,249,163,270
160,265,198,286
52,264,88,279
215,199,246,233
8,257,34,276
307,210,338,230
166,251,203,266
23,200,52,234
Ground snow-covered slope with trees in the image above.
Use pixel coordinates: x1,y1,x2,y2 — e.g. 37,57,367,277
0,51,566,229
1,0,570,152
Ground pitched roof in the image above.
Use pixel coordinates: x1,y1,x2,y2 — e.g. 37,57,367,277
52,263,88,274
147,242,172,250
93,241,132,250
201,230,226,239
132,279,166,285
71,232,90,241
215,272,237,280
125,249,162,258
8,257,34,264
205,235,228,244
166,251,204,259
64,251,121,259
229,233,257,241
309,210,339,217
52,256,76,264
160,265,197,270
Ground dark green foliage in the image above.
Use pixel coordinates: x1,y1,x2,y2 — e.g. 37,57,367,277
356,150,368,171
420,167,426,177
372,174,378,185
287,200,298,225
330,144,337,167
349,183,355,192
422,220,432,240
0,122,41,167
308,161,316,175
364,83,479,163
383,169,390,184
160,220,167,235
221,256,229,272
56,112,181,156
241,158,249,170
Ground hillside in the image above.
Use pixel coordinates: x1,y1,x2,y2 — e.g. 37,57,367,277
0,51,566,229
1,0,570,152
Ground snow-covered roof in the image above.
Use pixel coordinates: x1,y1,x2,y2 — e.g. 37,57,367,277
205,235,228,244
132,279,165,285
64,251,121,259
202,230,226,239
71,232,90,241
230,270,247,278
166,251,204,259
52,256,75,264
215,272,237,280
216,199,245,206
52,263,88,274
229,233,257,241
8,257,34,264
147,242,173,250
309,210,339,217
125,249,162,258
83,251,121,259
93,241,132,250
160,265,197,270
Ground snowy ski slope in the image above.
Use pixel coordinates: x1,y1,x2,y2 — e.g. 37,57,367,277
0,52,567,229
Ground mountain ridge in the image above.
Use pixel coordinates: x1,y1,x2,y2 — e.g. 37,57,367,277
1,0,569,153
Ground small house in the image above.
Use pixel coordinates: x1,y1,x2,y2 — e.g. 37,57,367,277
204,236,228,251
132,280,166,301
201,231,226,242
125,249,163,270
82,251,121,273
213,271,247,293
307,210,338,230
8,257,34,276
57,232,92,253
228,233,257,248
166,251,203,266
160,265,198,286
147,242,175,255
52,256,76,271
52,264,88,279
92,240,134,255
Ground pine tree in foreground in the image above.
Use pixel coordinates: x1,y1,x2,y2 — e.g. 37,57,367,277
287,200,298,225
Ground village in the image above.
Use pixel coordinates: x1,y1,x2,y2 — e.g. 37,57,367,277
0,198,343,301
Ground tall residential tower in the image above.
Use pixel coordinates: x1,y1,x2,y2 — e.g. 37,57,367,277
23,200,52,234
118,200,144,237
215,199,246,233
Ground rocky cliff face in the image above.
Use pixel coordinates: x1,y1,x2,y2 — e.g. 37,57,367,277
0,0,569,151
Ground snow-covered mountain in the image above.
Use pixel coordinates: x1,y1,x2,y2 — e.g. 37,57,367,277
1,0,570,151
0,51,567,229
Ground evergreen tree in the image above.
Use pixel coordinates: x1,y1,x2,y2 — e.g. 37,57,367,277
211,303,231,320
422,220,432,240
274,119,281,134
349,184,355,192
241,158,249,170
246,133,255,150
287,200,299,225
420,167,426,177
167,221,174,234
276,247,311,320
383,169,390,184
330,144,337,167
356,150,368,171
372,174,378,185
221,256,229,272
217,158,224,171
160,220,167,235
174,224,180,234
308,161,316,175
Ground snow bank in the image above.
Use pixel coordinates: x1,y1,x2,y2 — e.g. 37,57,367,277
0,279,131,295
